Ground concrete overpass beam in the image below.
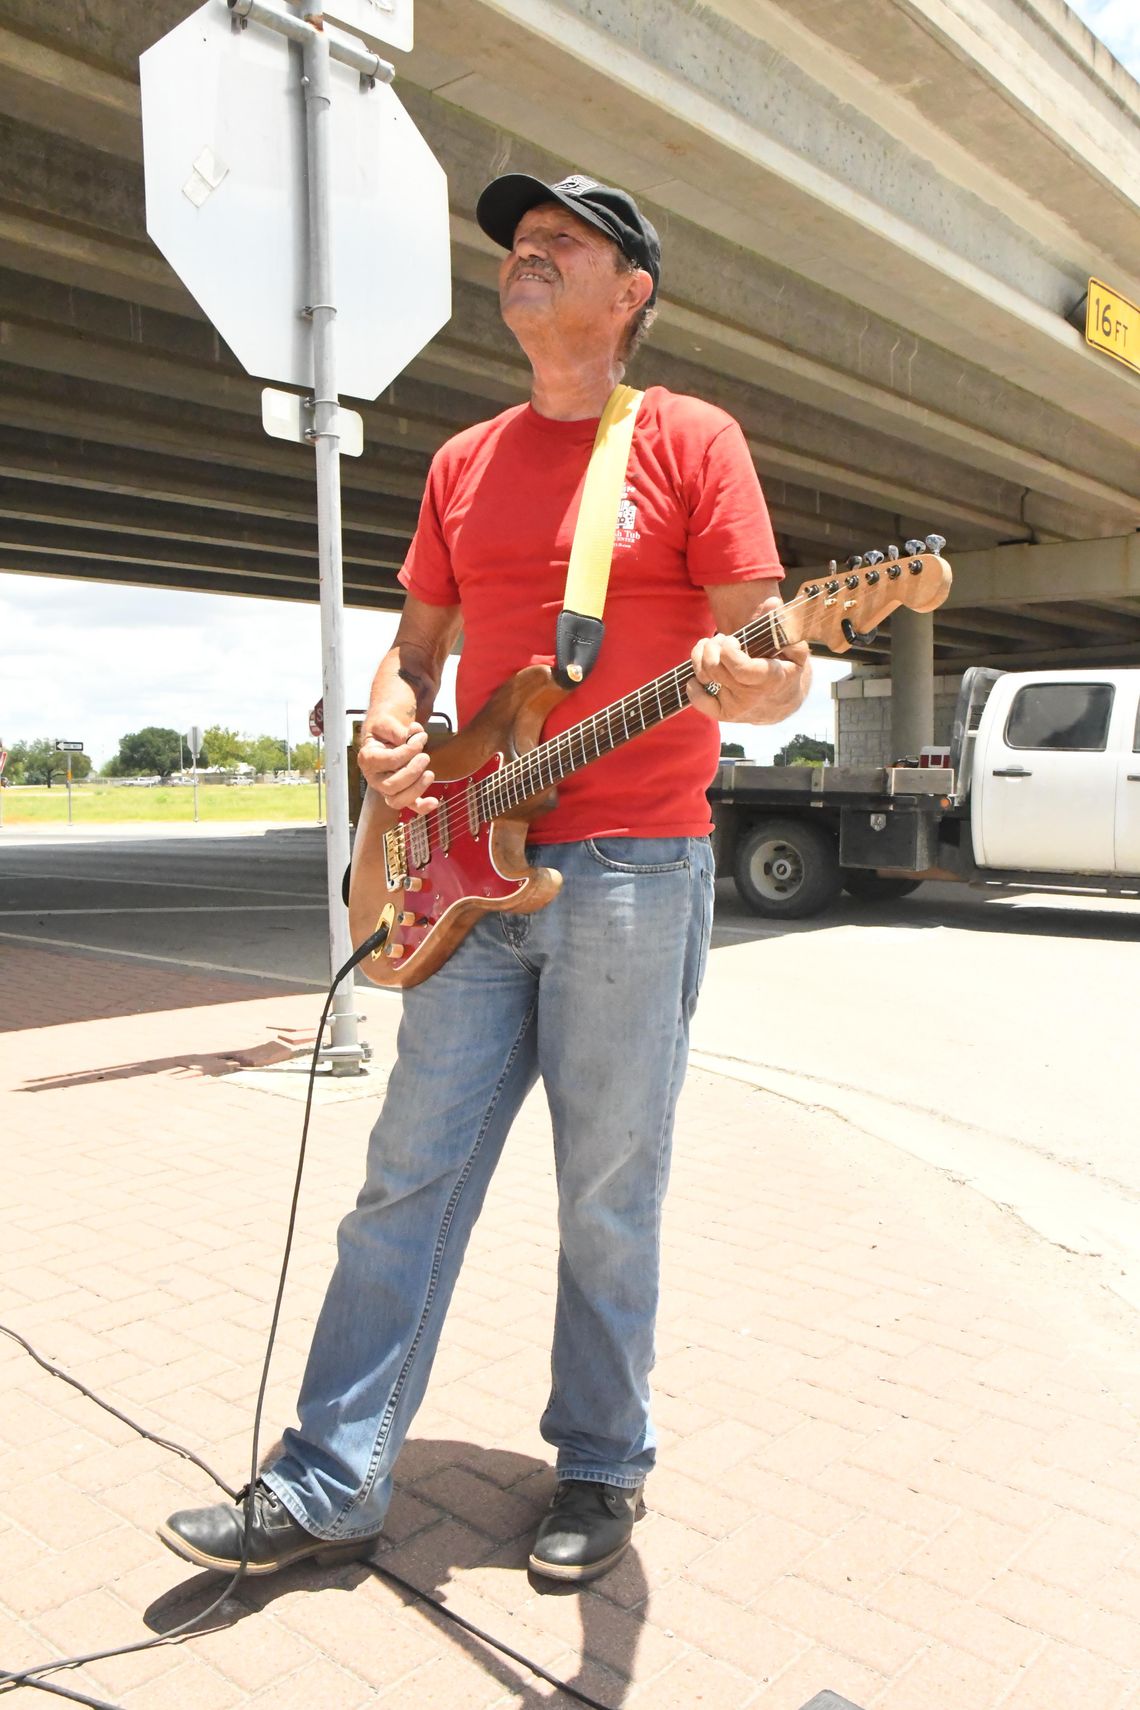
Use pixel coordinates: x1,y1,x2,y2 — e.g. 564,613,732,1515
0,23,140,157
949,535,1140,607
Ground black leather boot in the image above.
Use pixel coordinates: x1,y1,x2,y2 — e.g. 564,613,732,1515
528,1480,642,1582
157,1480,379,1576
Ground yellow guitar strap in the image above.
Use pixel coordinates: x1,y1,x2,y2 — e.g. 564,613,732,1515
554,382,643,687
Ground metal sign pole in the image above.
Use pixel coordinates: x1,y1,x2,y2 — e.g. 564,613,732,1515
142,0,445,1078
303,22,363,1074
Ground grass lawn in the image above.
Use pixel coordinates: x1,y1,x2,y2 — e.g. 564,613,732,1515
0,783,324,825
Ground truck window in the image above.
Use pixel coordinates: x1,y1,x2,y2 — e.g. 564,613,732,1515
1005,683,1114,751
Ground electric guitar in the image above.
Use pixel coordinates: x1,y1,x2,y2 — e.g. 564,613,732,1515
349,540,952,988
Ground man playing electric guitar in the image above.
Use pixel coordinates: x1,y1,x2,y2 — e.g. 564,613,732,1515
160,172,810,1584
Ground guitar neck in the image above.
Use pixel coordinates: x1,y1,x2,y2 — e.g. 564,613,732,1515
478,608,785,821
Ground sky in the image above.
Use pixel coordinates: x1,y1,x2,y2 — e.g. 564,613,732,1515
2,0,1135,773
1066,0,1140,75
0,572,842,770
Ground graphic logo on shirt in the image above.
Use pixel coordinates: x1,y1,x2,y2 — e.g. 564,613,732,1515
615,482,640,550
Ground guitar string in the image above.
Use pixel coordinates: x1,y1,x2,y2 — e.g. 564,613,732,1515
398,564,927,868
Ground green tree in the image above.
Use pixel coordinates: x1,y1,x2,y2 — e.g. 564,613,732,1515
112,727,183,779
5,739,91,786
773,733,834,767
291,740,320,773
246,735,287,775
719,741,745,759
200,725,244,768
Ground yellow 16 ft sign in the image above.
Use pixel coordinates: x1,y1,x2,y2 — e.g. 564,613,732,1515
1085,278,1139,377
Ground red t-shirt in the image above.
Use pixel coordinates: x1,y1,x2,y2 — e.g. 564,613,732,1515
398,385,783,841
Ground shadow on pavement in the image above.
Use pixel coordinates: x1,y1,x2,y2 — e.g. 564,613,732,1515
18,1036,308,1092
144,1439,647,1708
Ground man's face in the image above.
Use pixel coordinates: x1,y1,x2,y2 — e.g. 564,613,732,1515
498,201,641,346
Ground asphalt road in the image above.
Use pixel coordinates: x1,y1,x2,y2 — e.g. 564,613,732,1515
0,824,332,986
3,823,1139,1303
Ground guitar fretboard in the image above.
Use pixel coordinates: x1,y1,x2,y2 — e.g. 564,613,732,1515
475,608,784,822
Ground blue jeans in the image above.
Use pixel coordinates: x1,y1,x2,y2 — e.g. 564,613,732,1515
264,836,714,1540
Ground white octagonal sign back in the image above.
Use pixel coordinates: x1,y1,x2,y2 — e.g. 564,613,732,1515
140,1,450,400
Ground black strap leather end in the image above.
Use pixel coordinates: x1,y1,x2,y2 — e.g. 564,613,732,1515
554,611,605,690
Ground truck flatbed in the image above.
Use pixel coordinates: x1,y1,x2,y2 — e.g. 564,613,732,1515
712,760,956,807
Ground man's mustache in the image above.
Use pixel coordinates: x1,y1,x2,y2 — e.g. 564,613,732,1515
509,259,560,284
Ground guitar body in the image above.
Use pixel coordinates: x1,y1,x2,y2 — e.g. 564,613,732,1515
348,543,954,992
349,666,568,990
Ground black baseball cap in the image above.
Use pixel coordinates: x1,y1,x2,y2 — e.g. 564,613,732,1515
476,173,661,305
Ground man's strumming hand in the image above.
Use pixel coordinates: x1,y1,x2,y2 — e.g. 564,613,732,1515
358,713,439,816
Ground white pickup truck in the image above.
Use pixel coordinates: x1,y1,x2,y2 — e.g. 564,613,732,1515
708,667,1140,917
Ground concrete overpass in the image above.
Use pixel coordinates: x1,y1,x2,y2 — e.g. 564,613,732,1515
1,0,1139,736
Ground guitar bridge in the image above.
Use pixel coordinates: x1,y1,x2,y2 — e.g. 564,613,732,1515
383,825,407,891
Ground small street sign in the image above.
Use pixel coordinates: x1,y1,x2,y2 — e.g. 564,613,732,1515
1085,277,1139,378
309,701,324,739
186,725,204,757
55,740,84,753
262,388,364,456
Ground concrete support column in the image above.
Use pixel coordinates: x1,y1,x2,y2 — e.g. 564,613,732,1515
890,608,935,761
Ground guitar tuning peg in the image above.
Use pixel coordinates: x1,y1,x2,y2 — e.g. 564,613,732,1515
904,538,925,556
845,554,864,569
863,550,885,566
827,559,838,573
886,544,900,560
925,533,947,555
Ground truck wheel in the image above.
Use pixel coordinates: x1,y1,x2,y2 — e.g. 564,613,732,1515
733,818,842,918
842,870,923,903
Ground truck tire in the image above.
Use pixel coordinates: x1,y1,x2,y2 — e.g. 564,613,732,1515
733,818,842,918
842,870,923,903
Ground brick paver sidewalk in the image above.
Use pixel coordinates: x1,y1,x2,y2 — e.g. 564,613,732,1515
2,944,1139,1709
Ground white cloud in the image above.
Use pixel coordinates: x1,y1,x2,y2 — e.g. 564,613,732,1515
0,570,845,770
1066,0,1140,75
0,575,406,767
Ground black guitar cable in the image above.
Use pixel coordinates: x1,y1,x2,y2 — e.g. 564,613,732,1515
0,924,618,1710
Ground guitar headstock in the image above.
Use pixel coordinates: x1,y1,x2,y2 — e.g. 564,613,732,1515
782,537,952,654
